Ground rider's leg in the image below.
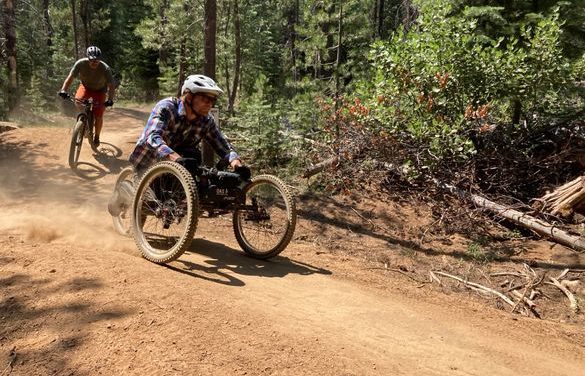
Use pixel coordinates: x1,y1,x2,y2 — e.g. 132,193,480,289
94,115,103,144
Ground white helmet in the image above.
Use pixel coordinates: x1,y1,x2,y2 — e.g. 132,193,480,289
86,46,102,60
181,74,224,96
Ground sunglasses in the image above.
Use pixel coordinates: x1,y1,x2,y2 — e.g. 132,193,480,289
198,94,217,105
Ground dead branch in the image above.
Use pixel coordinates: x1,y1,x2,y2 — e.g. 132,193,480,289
302,156,339,178
429,271,442,285
433,270,515,307
546,277,580,314
511,290,536,309
434,179,585,253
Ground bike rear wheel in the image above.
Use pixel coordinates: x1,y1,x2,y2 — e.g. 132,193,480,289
232,175,296,259
132,162,199,264
110,166,135,237
68,120,85,168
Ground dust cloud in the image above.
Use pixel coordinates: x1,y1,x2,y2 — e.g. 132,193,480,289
0,202,134,253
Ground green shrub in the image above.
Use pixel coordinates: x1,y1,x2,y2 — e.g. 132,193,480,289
367,1,574,173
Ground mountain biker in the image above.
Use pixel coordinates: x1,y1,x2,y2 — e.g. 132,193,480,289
58,46,116,147
129,74,243,177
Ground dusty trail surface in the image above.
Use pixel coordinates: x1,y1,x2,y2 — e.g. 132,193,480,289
1,106,584,375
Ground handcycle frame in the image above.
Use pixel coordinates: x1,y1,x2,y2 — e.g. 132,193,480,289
109,160,297,264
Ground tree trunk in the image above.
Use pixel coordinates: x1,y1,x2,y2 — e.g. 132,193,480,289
202,0,218,167
71,0,79,59
285,0,299,83
177,36,186,97
222,0,232,110
3,0,17,110
376,0,385,38
158,0,170,66
42,0,54,75
512,99,522,125
227,0,241,115
80,0,90,49
334,0,343,119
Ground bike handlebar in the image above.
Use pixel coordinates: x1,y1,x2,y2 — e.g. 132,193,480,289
58,92,112,108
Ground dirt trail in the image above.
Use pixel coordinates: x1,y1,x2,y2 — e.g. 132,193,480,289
1,107,584,375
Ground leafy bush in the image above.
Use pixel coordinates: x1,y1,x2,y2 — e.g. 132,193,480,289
367,1,575,175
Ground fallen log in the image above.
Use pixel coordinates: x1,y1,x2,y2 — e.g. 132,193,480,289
536,176,585,217
302,156,339,178
303,154,585,252
434,179,585,253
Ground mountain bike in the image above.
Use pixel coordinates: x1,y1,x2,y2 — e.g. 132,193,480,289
108,162,297,263
61,94,110,168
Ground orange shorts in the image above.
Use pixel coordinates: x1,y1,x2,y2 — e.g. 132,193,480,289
75,84,107,117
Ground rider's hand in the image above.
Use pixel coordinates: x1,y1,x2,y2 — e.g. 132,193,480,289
58,90,69,99
104,99,114,107
230,158,243,169
234,165,251,181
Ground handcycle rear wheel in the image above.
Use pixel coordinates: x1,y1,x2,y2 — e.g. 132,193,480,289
68,119,85,168
131,161,199,264
232,174,297,259
110,166,135,237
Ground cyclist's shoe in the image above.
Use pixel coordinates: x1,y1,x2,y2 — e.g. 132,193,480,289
93,136,100,147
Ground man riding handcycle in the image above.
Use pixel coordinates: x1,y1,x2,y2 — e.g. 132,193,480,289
108,74,297,264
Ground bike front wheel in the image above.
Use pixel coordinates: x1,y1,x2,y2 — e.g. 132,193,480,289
232,175,297,259
68,120,85,168
132,162,199,264
110,166,135,237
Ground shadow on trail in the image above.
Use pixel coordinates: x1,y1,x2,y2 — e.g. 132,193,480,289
0,136,92,203
0,272,131,374
109,107,150,122
92,142,130,175
72,161,107,180
164,238,331,286
297,195,585,272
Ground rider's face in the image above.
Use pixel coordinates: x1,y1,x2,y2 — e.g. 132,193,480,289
88,59,100,69
189,93,216,116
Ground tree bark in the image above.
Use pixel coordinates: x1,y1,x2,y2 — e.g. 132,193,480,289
42,0,54,75
71,0,79,59
227,0,241,115
177,36,186,97
3,0,17,110
376,0,385,38
202,0,218,167
334,0,343,116
80,0,90,49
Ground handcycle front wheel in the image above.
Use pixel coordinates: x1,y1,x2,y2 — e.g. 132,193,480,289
68,119,85,168
110,166,135,237
232,174,297,259
131,161,199,264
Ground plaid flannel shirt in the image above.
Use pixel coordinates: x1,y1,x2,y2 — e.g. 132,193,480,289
129,97,238,171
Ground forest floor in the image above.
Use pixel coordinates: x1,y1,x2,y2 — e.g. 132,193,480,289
0,103,584,375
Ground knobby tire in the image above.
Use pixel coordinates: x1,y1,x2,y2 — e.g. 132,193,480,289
68,120,85,169
131,162,199,264
111,166,135,237
232,174,297,259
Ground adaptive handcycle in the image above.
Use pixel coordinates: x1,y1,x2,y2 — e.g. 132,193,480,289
108,160,297,263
